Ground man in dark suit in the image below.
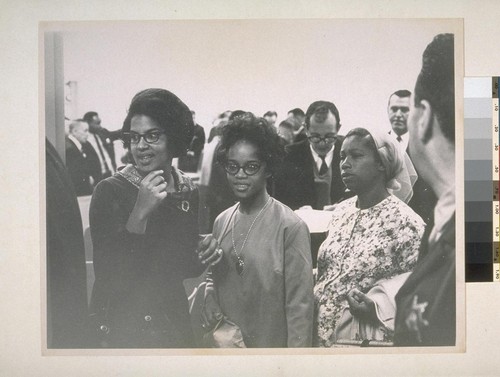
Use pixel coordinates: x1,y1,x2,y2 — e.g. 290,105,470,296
46,139,89,348
287,108,307,143
274,100,348,210
387,89,412,149
83,111,119,181
178,110,206,172
65,119,100,196
394,33,456,346
387,89,437,228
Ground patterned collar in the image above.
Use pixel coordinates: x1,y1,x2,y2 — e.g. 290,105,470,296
117,164,197,212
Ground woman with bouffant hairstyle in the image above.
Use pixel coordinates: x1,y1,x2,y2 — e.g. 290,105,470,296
89,88,221,348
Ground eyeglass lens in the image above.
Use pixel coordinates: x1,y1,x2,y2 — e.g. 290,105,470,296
225,162,261,175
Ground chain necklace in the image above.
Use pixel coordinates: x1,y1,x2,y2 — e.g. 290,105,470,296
231,196,272,275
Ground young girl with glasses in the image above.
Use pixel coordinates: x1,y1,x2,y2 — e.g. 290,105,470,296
201,112,314,347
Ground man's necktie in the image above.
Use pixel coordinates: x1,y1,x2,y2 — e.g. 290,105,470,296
94,134,110,173
397,135,403,143
319,156,328,175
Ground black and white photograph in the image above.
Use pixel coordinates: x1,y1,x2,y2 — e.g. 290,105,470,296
42,18,464,353
6,0,500,375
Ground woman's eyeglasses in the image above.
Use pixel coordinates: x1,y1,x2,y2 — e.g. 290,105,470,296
122,130,165,144
224,161,262,176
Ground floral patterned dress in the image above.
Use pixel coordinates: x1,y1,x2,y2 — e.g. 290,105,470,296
313,195,425,347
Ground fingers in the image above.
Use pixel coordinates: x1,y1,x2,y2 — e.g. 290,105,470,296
198,234,212,249
204,247,224,266
141,171,168,191
348,288,364,303
347,288,365,312
142,170,164,184
197,236,223,265
346,293,356,307
139,171,168,199
141,170,164,186
149,174,166,187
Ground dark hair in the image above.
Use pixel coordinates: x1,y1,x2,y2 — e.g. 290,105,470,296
343,127,381,164
83,111,98,124
414,33,455,143
392,89,411,98
216,112,284,175
229,110,246,121
288,108,305,117
263,111,278,118
388,90,411,106
304,100,341,131
121,88,194,157
278,120,294,131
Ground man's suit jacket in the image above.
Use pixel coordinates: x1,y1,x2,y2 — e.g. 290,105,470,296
274,138,348,210
294,128,308,143
178,124,206,172
405,142,437,227
394,213,456,346
91,128,119,171
65,137,100,196
46,139,89,347
389,131,436,226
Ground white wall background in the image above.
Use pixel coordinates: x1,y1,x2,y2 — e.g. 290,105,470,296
62,19,457,136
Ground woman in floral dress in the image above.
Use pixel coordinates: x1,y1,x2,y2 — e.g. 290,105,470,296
314,127,425,347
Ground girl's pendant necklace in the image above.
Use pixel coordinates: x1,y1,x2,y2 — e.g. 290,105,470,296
231,196,272,275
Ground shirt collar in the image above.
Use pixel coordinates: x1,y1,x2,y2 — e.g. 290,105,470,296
68,134,83,151
309,143,335,169
389,130,409,151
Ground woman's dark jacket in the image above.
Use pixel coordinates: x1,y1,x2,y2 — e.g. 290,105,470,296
89,166,203,348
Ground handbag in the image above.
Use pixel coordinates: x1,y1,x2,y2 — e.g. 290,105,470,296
188,278,247,348
203,317,247,348
334,272,411,345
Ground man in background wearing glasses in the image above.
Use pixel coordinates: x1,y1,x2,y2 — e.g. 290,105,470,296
274,100,349,211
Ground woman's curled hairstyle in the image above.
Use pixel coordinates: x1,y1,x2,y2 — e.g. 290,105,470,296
216,112,284,175
121,88,194,157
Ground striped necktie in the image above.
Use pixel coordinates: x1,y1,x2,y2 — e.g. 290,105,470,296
94,134,111,173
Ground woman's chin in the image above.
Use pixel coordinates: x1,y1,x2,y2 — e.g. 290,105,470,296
136,165,155,176
135,162,167,176
232,189,257,203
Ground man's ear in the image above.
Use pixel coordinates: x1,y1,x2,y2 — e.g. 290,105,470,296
416,99,434,144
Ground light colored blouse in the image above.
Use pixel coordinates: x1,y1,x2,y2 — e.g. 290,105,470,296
211,198,314,347
314,195,424,347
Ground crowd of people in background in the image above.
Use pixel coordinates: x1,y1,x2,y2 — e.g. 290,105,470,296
47,33,456,349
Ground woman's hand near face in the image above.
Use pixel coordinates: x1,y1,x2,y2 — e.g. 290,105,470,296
126,170,168,234
346,288,379,324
